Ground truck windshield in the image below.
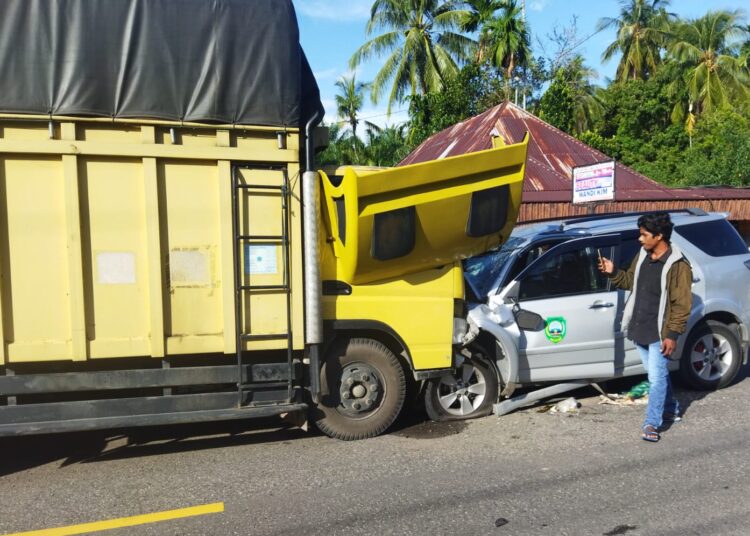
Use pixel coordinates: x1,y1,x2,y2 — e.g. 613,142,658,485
464,236,526,299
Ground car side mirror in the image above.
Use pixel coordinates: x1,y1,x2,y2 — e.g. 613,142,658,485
514,308,546,331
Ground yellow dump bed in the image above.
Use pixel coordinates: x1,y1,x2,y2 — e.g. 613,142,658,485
319,137,528,285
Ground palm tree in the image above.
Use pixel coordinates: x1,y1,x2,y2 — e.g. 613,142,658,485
482,0,531,82
460,0,505,61
597,0,673,82
349,0,475,114
539,56,603,135
668,10,750,116
740,24,750,66
563,56,604,134
334,75,369,139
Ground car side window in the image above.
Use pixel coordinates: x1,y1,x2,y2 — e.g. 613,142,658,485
505,240,565,284
612,229,641,270
518,245,611,301
618,238,641,271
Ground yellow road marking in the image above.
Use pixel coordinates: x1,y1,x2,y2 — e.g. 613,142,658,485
2,502,224,536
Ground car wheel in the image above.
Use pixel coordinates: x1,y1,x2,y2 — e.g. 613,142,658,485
678,320,742,390
313,338,406,440
424,355,498,421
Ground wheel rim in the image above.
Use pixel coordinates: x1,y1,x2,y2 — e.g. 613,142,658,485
690,332,734,382
436,361,487,416
336,362,384,419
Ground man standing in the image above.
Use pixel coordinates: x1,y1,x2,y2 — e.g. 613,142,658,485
599,212,693,442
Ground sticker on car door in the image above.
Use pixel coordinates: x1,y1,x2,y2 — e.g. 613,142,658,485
545,317,567,343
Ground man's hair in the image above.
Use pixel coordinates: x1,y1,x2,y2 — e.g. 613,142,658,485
637,212,673,242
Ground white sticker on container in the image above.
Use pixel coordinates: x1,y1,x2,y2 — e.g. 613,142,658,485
170,250,210,285
244,245,278,275
97,252,136,285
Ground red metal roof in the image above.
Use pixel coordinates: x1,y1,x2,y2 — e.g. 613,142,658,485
399,101,750,206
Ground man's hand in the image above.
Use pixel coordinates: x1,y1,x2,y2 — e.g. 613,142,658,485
598,256,615,275
661,338,676,357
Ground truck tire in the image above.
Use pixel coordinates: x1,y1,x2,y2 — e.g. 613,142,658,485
424,355,498,421
314,338,406,440
678,320,742,390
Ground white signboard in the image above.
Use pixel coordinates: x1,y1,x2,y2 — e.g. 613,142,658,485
572,161,616,204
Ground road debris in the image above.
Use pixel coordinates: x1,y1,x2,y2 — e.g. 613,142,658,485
549,397,580,414
598,393,649,406
626,380,650,399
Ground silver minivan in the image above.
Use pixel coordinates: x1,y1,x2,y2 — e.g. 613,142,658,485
424,209,750,421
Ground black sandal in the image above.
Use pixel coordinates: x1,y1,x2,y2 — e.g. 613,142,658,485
642,425,660,442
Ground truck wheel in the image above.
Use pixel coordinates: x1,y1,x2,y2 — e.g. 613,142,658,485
679,320,741,390
314,338,406,440
424,355,498,421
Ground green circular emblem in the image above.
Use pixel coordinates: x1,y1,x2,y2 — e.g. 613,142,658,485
544,317,567,343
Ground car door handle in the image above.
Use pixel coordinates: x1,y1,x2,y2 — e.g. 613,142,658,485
589,301,615,309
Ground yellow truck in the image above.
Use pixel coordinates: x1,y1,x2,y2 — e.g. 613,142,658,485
0,0,527,439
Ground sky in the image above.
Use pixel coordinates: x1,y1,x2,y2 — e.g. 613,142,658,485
294,0,746,129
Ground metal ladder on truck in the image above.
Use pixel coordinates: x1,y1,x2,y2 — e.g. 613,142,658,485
231,164,295,407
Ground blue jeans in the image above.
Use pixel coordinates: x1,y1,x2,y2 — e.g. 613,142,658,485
636,342,680,429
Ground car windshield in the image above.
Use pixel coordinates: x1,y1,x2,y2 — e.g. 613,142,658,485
464,236,526,298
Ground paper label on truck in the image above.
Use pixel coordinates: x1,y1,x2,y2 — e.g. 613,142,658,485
170,249,211,285
244,245,278,275
97,252,136,284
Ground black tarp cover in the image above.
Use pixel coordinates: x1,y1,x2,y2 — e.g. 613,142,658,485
0,0,323,127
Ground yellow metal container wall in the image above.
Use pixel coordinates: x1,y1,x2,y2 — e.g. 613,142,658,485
0,118,304,363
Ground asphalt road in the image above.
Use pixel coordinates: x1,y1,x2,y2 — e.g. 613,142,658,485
1,366,749,536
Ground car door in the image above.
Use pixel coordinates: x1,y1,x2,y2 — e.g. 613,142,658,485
503,235,621,382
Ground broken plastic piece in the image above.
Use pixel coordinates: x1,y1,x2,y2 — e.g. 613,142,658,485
549,397,580,413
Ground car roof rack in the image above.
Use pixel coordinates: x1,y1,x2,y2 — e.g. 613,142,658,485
559,208,708,230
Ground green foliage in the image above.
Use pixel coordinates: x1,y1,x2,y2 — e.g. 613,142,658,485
538,56,602,134
363,124,411,166
577,62,690,183
317,123,362,166
316,121,410,168
538,70,575,133
677,109,750,186
570,55,750,186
